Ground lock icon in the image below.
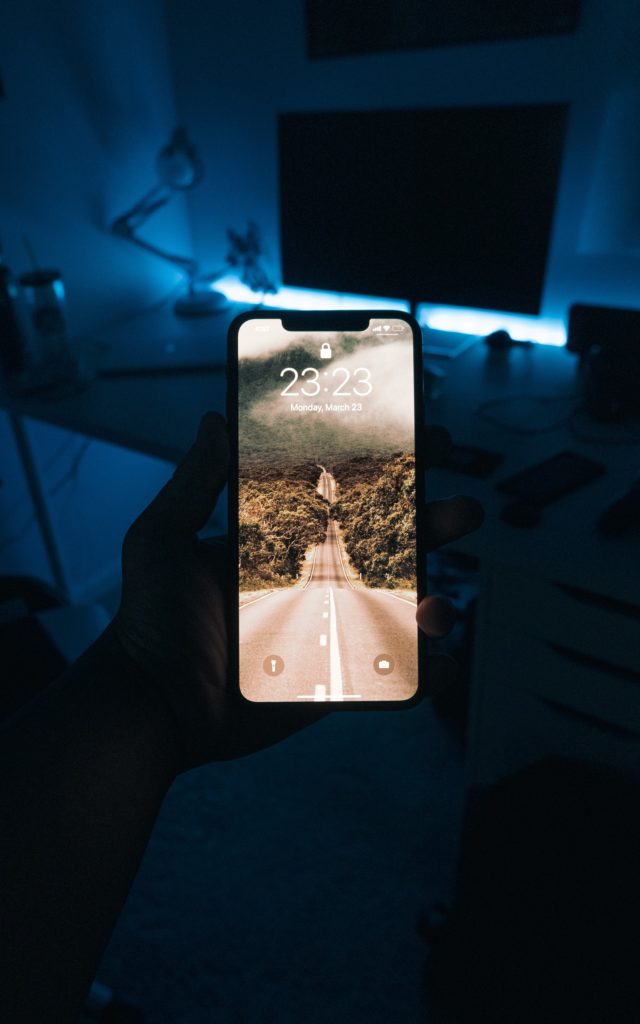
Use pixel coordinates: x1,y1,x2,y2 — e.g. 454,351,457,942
320,343,332,359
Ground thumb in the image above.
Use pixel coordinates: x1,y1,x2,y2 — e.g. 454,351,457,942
144,412,229,535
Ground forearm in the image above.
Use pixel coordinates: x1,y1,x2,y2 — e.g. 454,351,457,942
0,628,180,1022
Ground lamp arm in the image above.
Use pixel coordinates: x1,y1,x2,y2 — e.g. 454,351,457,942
196,266,232,284
111,184,169,233
111,184,197,277
114,231,198,276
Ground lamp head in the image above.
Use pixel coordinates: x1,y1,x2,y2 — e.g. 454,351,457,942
156,128,203,191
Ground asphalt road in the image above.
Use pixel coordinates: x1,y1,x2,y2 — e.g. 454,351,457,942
239,470,418,702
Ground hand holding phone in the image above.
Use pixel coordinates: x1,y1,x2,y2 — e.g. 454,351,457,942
110,403,483,767
228,311,426,707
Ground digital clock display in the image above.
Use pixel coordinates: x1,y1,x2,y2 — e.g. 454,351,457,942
236,316,418,704
279,366,373,397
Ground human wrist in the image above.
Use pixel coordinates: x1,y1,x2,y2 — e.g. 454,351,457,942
74,624,185,785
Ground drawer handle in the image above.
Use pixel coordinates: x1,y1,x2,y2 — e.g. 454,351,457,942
547,642,640,683
538,695,639,739
554,583,640,620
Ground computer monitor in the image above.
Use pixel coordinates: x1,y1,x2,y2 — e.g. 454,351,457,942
278,104,568,315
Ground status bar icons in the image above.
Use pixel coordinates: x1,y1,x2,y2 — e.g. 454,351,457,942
372,322,406,336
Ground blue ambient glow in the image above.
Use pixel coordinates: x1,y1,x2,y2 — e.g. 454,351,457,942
419,305,566,346
214,278,566,345
213,276,411,312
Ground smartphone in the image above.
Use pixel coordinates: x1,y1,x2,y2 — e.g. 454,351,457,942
227,310,425,706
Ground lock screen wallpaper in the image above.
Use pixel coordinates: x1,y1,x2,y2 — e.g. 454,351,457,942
237,318,419,703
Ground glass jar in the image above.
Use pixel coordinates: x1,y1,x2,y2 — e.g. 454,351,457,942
15,269,83,395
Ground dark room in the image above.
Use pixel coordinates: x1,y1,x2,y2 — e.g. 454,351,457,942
1,1,639,1022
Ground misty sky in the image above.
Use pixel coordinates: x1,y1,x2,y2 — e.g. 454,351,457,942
239,326,415,460
237,320,410,360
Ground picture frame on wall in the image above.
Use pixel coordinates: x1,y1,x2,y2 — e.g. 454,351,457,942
306,0,581,60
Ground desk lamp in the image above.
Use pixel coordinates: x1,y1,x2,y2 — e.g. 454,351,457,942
112,128,275,316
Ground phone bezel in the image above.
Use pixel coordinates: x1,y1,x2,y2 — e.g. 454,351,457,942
227,309,426,709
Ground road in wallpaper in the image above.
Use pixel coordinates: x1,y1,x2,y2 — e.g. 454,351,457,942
238,323,417,702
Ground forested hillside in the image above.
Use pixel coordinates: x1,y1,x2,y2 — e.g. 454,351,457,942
239,454,416,591
332,454,416,588
239,462,329,589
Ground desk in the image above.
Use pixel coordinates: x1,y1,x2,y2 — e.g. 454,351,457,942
3,329,639,786
0,309,232,599
427,341,640,787
3,303,235,463
427,341,640,603
4,369,226,465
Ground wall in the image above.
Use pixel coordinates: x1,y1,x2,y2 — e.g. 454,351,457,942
2,0,638,595
0,0,191,335
0,0,187,599
164,0,640,324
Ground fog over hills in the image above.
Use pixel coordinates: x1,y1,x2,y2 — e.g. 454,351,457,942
239,337,414,464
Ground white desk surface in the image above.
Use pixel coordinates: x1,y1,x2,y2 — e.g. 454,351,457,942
1,305,233,463
2,315,639,602
3,369,226,465
427,342,640,604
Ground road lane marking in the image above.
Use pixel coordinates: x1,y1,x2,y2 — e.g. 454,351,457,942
376,591,417,606
297,685,327,700
239,591,274,610
332,519,356,590
303,535,320,588
322,611,328,618
328,586,344,701
320,634,327,646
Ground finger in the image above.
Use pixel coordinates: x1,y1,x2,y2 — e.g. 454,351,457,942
424,495,484,552
198,535,229,583
215,700,331,760
424,425,452,468
416,595,457,638
425,653,459,699
144,413,229,535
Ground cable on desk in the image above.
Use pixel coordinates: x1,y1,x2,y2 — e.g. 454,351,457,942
80,279,186,354
567,407,640,445
49,439,92,497
42,435,77,473
0,513,38,555
475,393,640,444
0,438,93,555
474,393,579,434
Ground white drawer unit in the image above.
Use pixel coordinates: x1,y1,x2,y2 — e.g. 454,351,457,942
481,627,640,736
471,681,640,789
487,568,640,675
467,566,640,788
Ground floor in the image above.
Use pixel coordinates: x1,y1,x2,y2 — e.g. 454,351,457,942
95,700,466,1023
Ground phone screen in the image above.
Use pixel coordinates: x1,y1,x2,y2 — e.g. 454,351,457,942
231,313,423,704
